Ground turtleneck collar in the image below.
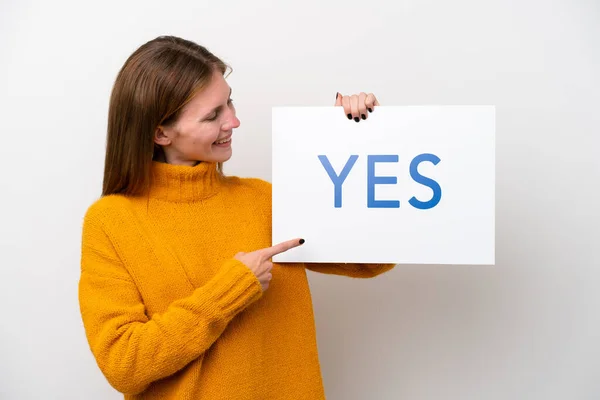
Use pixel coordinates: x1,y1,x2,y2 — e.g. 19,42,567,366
148,161,223,202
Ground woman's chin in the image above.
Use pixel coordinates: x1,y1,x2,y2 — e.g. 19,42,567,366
212,148,233,163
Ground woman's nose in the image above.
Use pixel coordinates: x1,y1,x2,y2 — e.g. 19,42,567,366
230,115,241,129
222,111,241,131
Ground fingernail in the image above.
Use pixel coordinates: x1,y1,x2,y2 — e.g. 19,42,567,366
361,114,366,120
368,108,373,113
336,92,340,100
299,239,305,244
347,114,352,119
354,117,360,122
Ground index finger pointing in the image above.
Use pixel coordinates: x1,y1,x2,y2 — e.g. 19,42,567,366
262,238,305,259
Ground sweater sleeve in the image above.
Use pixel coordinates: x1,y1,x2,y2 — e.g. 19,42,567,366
78,215,263,395
304,262,396,278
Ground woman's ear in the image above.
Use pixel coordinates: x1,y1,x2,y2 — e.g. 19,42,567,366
154,126,172,146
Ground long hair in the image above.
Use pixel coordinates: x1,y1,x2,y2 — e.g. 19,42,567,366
102,35,229,196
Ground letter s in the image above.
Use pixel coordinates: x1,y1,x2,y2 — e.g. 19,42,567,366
409,153,441,209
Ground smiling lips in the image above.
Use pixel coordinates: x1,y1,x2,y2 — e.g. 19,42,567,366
214,135,232,146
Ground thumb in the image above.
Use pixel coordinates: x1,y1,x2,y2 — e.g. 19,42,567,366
334,92,343,106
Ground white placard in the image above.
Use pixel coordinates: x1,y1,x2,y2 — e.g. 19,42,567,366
271,106,495,265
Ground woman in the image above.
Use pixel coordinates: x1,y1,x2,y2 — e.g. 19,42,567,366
78,35,395,400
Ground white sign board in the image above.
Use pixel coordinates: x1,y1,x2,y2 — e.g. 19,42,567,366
271,106,495,265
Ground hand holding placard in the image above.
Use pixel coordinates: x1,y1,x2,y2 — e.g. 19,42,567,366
334,92,380,121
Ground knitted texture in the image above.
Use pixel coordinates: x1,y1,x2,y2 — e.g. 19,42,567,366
79,160,395,399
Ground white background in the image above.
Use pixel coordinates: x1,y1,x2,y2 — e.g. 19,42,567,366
272,106,495,264
1,0,599,399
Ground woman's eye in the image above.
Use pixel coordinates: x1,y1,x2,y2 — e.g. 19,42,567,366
206,99,233,122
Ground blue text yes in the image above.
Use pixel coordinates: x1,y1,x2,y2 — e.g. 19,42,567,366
317,154,442,209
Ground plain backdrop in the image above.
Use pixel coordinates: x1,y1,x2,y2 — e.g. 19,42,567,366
1,0,599,399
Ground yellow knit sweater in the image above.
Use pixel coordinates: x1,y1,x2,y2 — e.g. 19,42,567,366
78,160,395,399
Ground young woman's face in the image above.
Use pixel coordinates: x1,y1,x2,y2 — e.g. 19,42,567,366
154,71,240,166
